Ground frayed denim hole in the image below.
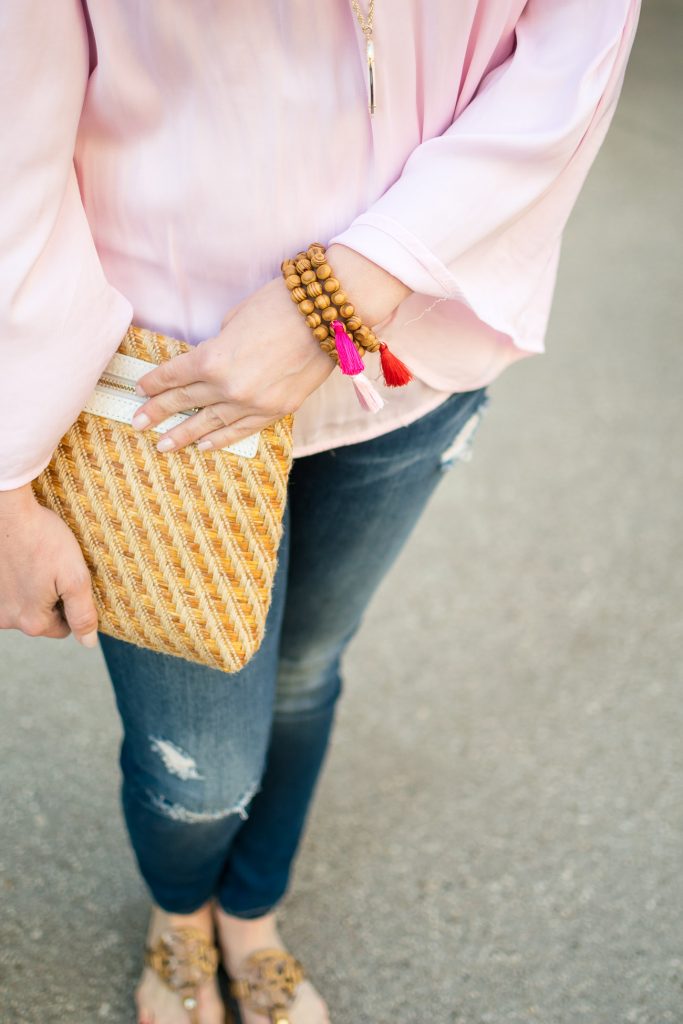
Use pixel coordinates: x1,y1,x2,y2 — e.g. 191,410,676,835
149,736,204,781
145,776,262,823
438,395,490,473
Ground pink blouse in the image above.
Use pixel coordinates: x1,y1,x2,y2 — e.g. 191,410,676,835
0,0,640,488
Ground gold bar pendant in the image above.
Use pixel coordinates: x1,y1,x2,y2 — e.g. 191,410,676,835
366,38,376,115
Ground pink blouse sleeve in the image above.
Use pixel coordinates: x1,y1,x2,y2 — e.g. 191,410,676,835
330,0,641,354
0,0,132,490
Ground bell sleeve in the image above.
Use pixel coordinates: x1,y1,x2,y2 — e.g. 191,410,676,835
329,0,641,371
0,0,133,490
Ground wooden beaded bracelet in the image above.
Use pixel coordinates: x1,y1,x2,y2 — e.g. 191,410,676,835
280,243,413,409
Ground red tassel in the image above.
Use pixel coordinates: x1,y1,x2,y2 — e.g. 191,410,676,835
379,342,413,387
332,321,365,376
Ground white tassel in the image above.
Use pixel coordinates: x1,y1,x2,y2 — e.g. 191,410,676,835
351,372,385,413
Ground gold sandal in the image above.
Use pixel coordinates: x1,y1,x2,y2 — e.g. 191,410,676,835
145,925,226,1024
229,947,306,1024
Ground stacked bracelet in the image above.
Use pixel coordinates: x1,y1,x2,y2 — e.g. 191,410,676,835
280,242,413,411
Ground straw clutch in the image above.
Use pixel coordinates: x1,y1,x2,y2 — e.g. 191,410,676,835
31,325,294,672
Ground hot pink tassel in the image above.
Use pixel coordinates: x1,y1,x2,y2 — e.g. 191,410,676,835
352,372,385,413
332,320,365,376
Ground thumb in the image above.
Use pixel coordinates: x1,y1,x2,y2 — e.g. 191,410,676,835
59,567,99,648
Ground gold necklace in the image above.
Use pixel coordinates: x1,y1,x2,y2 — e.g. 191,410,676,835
350,0,376,115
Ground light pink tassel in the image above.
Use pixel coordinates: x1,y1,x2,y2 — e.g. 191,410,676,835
352,372,385,412
331,320,365,375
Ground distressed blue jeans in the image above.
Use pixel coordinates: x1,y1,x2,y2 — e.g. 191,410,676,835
98,386,490,917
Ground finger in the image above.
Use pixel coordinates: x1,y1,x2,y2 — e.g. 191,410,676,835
153,403,245,452
16,611,71,640
42,617,72,639
47,597,72,638
131,381,218,431
135,346,205,398
193,415,270,453
59,571,99,648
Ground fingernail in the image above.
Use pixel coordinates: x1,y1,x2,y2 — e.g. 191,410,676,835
131,411,151,430
196,439,213,451
135,382,147,396
80,631,99,649
156,436,175,452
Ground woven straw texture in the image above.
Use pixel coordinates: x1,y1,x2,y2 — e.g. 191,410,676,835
31,326,293,672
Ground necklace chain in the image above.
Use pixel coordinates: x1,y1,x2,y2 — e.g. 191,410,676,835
350,0,375,40
349,0,377,114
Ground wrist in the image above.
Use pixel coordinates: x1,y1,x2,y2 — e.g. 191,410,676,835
281,241,415,397
325,243,411,328
0,481,38,516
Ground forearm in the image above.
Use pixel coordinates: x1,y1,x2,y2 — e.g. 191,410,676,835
325,243,412,328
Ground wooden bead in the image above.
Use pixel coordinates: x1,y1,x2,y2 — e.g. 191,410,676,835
314,293,331,310
357,330,378,351
300,269,316,285
306,281,323,298
299,298,315,315
290,286,307,303
316,263,332,280
323,277,340,294
320,339,336,353
284,274,301,290
339,303,355,319
305,312,322,328
310,249,328,267
295,258,312,274
321,305,338,323
281,261,297,276
313,325,329,342
354,325,371,342
331,291,347,306
345,314,362,332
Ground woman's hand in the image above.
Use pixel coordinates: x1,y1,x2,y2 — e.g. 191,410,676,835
132,274,335,453
0,484,99,647
132,245,412,452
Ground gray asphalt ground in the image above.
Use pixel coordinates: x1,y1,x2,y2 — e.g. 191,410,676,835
1,4,681,1023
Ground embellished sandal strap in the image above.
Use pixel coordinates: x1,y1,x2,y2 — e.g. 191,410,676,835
145,926,219,1024
229,947,306,1023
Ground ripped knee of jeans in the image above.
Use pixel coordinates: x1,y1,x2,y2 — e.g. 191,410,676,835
144,735,262,823
439,394,491,471
145,778,261,824
149,737,204,781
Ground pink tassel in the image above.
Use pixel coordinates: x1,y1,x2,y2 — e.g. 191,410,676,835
352,372,385,413
332,320,365,376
